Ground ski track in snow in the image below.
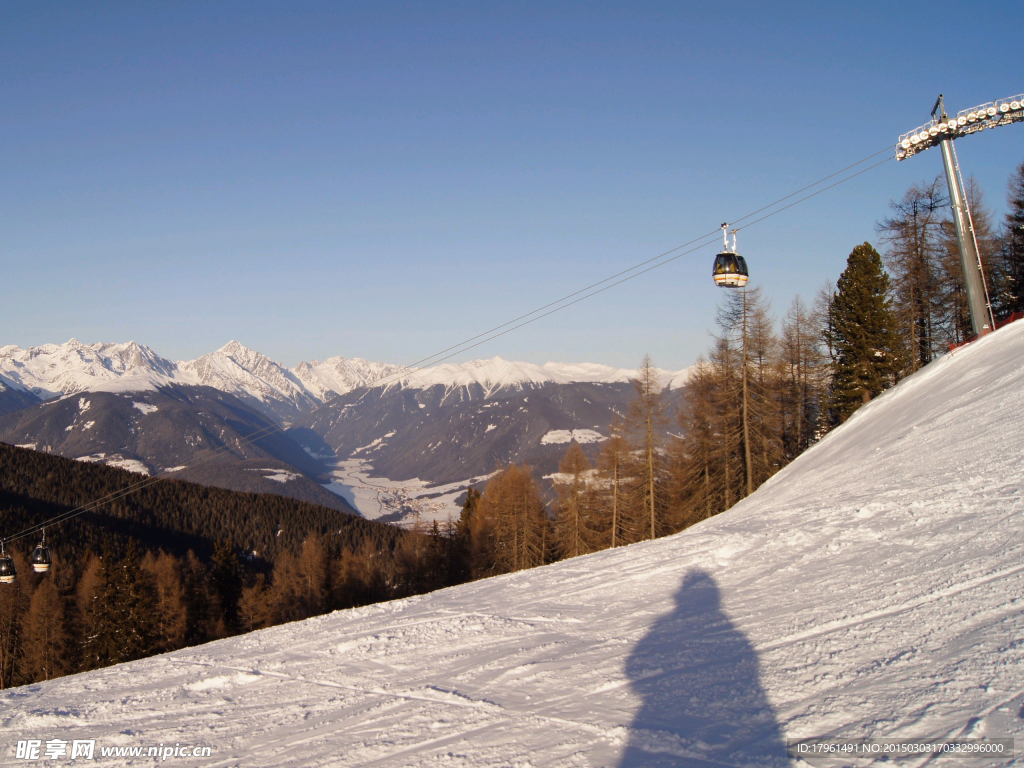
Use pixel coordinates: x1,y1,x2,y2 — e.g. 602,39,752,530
5,323,1024,766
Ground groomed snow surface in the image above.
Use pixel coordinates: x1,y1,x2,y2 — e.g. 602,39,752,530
5,322,1024,767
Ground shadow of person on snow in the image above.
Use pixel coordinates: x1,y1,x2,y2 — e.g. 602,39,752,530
619,569,789,767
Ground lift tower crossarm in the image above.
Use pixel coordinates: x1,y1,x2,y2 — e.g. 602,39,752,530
895,92,1024,338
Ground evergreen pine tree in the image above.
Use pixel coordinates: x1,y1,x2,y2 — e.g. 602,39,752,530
181,550,212,646
107,542,157,663
210,540,242,635
75,554,106,671
441,490,472,585
827,243,901,422
77,546,156,668
457,488,480,540
423,520,448,592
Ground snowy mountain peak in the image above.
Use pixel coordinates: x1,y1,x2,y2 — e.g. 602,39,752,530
292,355,406,402
215,340,270,366
218,339,247,354
2,338,693,421
0,339,178,398
176,341,319,423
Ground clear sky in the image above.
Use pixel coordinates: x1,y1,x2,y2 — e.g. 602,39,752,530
2,2,1022,370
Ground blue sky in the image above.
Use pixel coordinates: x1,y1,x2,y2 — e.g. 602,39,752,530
2,2,1022,369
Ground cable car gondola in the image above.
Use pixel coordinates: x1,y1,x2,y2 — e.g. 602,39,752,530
31,530,52,574
713,223,749,288
0,541,15,584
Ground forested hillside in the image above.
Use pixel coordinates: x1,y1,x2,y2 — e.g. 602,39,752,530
0,442,384,563
0,443,453,689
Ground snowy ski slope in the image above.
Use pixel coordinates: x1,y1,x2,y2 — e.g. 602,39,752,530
5,321,1024,767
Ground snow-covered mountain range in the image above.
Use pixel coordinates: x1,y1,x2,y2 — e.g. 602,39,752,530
0,340,178,399
10,299,1024,767
1,339,692,523
0,340,690,425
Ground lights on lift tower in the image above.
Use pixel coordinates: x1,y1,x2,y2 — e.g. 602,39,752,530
896,92,1024,160
0,541,15,584
713,223,749,288
32,530,52,573
895,92,1020,338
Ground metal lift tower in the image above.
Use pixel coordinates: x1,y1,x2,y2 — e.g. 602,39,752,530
896,93,1024,338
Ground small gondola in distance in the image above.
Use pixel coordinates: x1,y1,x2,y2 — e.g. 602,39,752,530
32,531,52,574
0,542,16,585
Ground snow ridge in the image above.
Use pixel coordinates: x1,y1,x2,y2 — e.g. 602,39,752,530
379,357,691,397
2,341,692,414
0,340,179,398
292,356,406,401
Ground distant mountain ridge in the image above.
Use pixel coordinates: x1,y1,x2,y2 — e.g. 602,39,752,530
374,357,690,396
0,340,691,425
0,340,179,399
0,384,358,515
2,340,693,521
289,379,656,488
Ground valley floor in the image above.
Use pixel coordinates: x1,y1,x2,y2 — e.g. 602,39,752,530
322,459,490,526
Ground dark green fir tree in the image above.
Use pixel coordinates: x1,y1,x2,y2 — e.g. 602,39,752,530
827,242,901,423
210,539,242,634
84,545,156,667
110,542,157,662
